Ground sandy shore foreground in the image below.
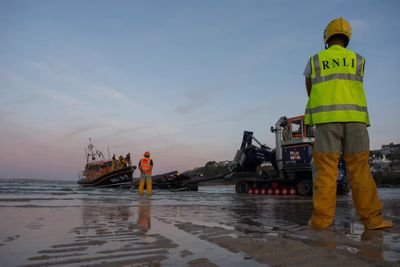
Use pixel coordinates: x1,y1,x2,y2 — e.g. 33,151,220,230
0,185,399,266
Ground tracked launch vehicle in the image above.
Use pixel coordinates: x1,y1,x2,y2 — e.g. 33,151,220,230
231,115,349,196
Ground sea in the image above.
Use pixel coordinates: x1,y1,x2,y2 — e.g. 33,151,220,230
0,178,239,208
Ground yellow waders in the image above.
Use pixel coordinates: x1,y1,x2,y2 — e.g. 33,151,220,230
310,151,340,229
138,174,152,195
309,123,392,229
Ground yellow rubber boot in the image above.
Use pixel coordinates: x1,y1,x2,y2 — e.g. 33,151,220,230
138,179,145,194
146,178,152,195
344,152,392,230
309,152,340,229
366,220,393,230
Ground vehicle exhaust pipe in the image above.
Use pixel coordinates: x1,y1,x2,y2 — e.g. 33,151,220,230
271,116,287,177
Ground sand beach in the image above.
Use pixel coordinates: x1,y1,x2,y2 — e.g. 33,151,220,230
0,180,399,267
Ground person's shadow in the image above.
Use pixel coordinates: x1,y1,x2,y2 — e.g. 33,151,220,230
137,198,151,232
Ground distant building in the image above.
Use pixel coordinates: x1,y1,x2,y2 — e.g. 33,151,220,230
382,143,400,156
370,143,400,174
218,160,231,166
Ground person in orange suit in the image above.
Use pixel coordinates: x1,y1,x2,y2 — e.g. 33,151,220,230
138,151,153,194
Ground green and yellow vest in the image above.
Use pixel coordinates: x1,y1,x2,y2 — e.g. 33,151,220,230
304,45,369,126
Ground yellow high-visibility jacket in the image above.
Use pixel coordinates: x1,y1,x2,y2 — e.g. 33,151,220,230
305,45,369,126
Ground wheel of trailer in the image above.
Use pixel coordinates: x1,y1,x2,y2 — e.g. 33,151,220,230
337,179,350,195
296,179,313,196
187,183,198,191
235,181,249,193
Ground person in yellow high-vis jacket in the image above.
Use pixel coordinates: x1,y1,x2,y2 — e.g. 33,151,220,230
304,18,393,230
138,151,153,194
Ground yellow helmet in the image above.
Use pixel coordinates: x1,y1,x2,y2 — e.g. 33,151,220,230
323,18,352,47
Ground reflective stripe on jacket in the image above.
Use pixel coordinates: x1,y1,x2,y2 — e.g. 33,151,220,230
139,157,153,175
304,45,370,126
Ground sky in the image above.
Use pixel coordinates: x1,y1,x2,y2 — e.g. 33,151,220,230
1,0,399,180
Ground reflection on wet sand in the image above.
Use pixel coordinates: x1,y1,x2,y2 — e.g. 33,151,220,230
1,183,399,266
18,201,177,267
172,191,399,265
137,197,151,232
359,229,385,261
82,202,131,225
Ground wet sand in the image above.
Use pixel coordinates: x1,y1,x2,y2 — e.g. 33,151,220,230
0,184,400,266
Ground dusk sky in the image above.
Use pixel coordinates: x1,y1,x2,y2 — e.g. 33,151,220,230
1,0,399,180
